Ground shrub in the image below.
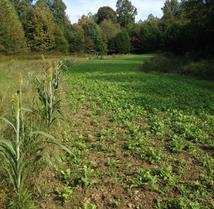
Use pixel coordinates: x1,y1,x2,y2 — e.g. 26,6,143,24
141,54,186,73
182,61,214,80
141,54,214,80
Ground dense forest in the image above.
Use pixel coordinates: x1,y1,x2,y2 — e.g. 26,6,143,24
0,0,213,56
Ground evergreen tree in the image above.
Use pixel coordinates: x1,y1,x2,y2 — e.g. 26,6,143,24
0,0,27,53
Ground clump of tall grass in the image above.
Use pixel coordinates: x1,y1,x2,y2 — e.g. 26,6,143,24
34,59,65,126
0,90,34,208
0,75,71,208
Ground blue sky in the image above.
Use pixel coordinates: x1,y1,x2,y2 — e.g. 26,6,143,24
64,0,166,23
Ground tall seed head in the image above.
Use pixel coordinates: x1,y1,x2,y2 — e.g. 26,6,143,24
48,65,53,82
13,91,20,117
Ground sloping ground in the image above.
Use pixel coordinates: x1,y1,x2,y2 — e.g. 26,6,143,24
61,55,214,209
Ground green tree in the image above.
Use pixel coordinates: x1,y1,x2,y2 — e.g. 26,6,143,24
29,2,56,52
181,0,214,54
0,0,27,53
141,15,161,52
97,6,117,24
162,19,190,53
36,0,70,51
100,20,121,53
128,23,142,53
129,15,161,53
113,30,130,54
54,26,69,53
11,0,33,30
68,24,85,53
162,0,182,22
116,0,137,27
83,22,107,54
47,0,68,25
46,0,72,38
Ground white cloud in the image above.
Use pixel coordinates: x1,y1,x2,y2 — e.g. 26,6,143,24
65,0,165,23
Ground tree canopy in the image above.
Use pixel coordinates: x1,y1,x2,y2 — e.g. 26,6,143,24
0,0,27,53
116,0,137,27
0,0,213,56
97,6,117,24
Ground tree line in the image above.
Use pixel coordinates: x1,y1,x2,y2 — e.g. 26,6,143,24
0,0,213,56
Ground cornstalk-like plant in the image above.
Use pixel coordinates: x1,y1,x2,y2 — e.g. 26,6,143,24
34,60,64,126
0,91,24,193
0,76,71,207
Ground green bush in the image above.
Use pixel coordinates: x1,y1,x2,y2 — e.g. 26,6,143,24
182,61,214,80
141,54,186,73
141,54,214,80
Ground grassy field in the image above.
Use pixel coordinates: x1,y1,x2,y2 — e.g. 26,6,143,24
0,55,214,209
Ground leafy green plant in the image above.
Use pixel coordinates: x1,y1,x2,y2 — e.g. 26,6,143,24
178,181,209,204
60,168,72,184
124,135,148,160
111,199,121,207
175,113,209,143
158,166,177,188
79,166,95,188
55,185,72,204
130,169,159,192
82,202,97,209
199,154,214,175
143,147,162,164
169,135,185,153
105,158,118,167
156,197,209,209
150,116,166,137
